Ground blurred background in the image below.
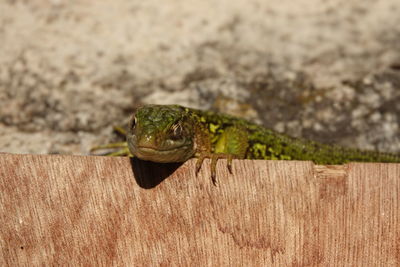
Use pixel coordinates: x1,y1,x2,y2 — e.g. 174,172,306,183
0,0,399,155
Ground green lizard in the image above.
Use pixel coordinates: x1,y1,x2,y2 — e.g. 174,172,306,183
92,104,400,184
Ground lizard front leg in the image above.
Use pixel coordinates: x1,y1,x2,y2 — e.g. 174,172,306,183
195,125,249,185
195,152,234,185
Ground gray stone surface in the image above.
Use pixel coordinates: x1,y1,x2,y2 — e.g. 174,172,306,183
1,0,399,155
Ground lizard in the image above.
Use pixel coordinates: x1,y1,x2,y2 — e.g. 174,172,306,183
92,104,400,184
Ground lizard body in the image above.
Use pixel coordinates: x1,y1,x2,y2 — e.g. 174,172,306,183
93,104,400,184
127,104,400,183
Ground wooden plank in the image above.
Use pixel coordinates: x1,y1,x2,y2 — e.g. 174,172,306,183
0,153,399,266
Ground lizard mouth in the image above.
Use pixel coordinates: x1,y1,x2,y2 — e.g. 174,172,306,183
136,145,189,153
130,143,193,163
127,133,194,163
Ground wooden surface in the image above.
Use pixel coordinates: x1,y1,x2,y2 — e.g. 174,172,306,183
1,153,400,266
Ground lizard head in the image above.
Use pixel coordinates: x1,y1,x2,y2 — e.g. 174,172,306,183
127,105,195,162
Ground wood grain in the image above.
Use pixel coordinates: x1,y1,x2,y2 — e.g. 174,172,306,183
1,153,399,266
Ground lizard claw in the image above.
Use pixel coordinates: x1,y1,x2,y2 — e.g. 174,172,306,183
211,172,217,186
227,155,233,174
195,154,206,175
227,163,232,174
210,154,218,185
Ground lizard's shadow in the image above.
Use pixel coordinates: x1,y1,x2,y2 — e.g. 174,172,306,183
130,157,183,188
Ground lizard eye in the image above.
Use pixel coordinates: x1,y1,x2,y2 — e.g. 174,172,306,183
170,124,183,140
129,116,137,131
